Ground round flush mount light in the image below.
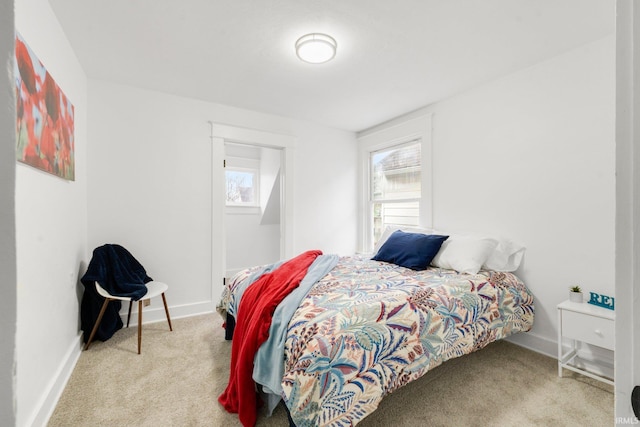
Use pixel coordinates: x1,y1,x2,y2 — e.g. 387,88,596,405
295,33,337,64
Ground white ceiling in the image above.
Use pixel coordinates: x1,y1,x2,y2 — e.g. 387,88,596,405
48,0,614,132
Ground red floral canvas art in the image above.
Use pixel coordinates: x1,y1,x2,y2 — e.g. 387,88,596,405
15,32,75,180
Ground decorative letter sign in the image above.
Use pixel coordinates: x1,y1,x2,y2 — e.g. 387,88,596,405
588,292,615,311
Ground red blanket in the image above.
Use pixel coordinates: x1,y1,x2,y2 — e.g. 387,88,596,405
218,250,322,426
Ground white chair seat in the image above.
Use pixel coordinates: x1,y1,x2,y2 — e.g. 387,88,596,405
85,281,172,354
95,281,168,301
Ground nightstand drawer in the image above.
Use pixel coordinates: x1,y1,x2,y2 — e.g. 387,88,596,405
561,310,614,350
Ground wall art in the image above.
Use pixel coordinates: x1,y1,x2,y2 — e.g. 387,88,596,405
15,32,75,180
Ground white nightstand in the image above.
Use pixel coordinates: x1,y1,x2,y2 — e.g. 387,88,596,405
557,300,615,385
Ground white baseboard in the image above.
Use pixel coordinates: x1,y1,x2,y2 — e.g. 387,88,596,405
117,300,215,326
27,333,83,427
36,301,214,427
506,330,557,358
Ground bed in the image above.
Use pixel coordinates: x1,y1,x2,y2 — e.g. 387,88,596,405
218,232,534,426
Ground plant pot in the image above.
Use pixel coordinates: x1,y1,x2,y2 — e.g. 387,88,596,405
569,291,583,303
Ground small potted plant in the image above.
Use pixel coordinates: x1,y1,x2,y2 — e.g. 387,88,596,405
569,285,583,303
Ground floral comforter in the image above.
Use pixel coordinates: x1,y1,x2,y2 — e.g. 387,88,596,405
222,255,534,426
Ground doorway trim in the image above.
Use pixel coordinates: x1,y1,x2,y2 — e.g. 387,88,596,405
209,121,295,302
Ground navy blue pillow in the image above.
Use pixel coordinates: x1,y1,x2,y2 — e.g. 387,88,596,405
372,230,449,270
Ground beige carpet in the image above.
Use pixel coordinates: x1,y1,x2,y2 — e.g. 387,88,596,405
48,313,613,427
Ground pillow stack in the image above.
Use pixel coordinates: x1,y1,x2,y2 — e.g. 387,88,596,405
372,226,525,274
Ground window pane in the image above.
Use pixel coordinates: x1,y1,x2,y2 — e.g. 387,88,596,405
226,170,256,204
372,201,420,244
371,142,421,201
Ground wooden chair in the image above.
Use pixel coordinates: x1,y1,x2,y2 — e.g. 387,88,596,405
84,281,173,354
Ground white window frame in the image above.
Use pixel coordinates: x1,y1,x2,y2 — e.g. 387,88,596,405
357,113,433,253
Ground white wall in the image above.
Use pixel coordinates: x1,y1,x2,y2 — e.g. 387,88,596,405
0,0,16,424
87,79,358,316
259,146,281,224
362,36,616,358
225,213,280,275
430,36,615,354
14,0,88,425
289,120,359,253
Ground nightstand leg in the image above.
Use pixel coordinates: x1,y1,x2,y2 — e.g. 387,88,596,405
557,308,563,377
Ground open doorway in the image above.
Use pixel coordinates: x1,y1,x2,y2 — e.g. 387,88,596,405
224,142,283,278
209,122,294,302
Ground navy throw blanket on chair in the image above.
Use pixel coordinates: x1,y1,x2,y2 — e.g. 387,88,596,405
80,244,153,343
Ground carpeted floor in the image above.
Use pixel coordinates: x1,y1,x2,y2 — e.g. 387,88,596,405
48,313,613,426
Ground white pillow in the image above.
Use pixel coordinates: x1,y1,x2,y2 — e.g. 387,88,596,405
431,235,498,274
483,238,525,272
373,225,434,255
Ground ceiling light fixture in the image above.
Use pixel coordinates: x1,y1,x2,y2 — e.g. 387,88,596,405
295,33,337,64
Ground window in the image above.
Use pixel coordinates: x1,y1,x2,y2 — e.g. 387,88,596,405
225,167,259,206
358,113,432,253
370,140,421,245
